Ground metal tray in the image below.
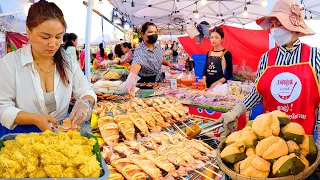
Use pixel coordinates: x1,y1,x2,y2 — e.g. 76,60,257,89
0,132,110,180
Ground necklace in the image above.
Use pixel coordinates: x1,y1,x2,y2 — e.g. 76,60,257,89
34,58,55,74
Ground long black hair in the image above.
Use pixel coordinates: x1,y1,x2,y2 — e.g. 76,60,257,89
27,1,70,86
122,42,131,49
114,44,124,57
63,33,69,44
99,43,105,58
64,33,77,50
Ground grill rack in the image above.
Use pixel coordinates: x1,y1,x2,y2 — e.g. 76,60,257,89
96,101,224,180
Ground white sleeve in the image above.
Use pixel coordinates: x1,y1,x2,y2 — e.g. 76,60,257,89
0,59,21,129
66,47,78,61
71,56,97,104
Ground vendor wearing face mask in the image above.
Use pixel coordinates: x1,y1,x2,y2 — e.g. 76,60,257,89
125,22,173,94
218,0,320,143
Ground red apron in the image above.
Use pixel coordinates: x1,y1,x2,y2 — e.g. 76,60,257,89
256,44,320,135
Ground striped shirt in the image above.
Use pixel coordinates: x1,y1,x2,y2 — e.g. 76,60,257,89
132,42,165,81
242,39,320,127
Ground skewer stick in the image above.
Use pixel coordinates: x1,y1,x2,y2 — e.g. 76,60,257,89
194,169,214,180
180,177,187,180
192,114,218,122
203,167,221,177
173,124,188,137
181,122,195,132
208,162,220,169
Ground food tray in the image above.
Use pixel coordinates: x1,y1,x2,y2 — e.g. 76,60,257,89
216,140,320,180
0,132,110,180
136,83,165,89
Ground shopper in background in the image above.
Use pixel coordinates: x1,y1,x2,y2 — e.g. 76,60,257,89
218,0,320,144
108,49,114,58
0,1,96,136
79,44,86,71
203,27,232,88
120,42,133,64
64,32,78,61
96,43,107,65
91,53,99,71
171,41,179,63
164,44,169,50
108,53,114,60
114,43,124,58
62,33,69,46
125,22,173,95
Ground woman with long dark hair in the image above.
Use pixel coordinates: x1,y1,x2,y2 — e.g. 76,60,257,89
96,43,107,65
0,1,96,136
64,32,78,61
119,42,133,64
114,43,124,58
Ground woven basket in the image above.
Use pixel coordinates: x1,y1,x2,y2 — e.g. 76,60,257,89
216,140,320,180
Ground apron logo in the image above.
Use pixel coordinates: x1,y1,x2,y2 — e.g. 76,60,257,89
271,72,302,104
208,62,217,74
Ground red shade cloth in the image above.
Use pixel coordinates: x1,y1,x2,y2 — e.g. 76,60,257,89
178,25,270,72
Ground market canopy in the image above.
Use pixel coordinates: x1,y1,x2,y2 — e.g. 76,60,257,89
111,0,320,34
0,0,122,40
91,34,112,45
0,0,319,36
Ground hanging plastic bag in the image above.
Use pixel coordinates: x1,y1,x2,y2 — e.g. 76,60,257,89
187,24,200,39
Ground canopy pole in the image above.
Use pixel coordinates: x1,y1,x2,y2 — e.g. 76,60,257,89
84,0,93,81
268,0,275,49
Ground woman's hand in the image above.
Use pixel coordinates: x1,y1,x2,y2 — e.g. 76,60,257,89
168,63,174,68
202,77,207,88
210,81,220,89
33,114,58,132
69,99,93,128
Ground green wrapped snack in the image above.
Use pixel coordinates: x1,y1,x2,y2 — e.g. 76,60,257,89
223,152,247,164
0,140,3,150
281,123,305,144
286,140,301,156
277,117,291,126
221,144,247,164
270,110,291,126
272,153,306,177
225,131,241,146
300,135,318,164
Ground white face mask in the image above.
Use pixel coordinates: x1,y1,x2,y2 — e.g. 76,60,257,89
271,28,293,46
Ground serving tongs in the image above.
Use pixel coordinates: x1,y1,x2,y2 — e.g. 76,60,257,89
184,120,223,139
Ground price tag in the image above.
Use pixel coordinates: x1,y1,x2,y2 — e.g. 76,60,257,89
170,79,177,89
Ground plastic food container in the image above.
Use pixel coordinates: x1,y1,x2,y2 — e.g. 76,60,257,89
0,132,110,180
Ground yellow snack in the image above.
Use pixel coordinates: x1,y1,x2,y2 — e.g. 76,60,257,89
240,155,271,178
104,71,120,80
0,130,101,178
252,113,280,139
256,136,288,160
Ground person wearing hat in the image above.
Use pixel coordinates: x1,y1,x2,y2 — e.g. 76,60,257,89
218,0,320,144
